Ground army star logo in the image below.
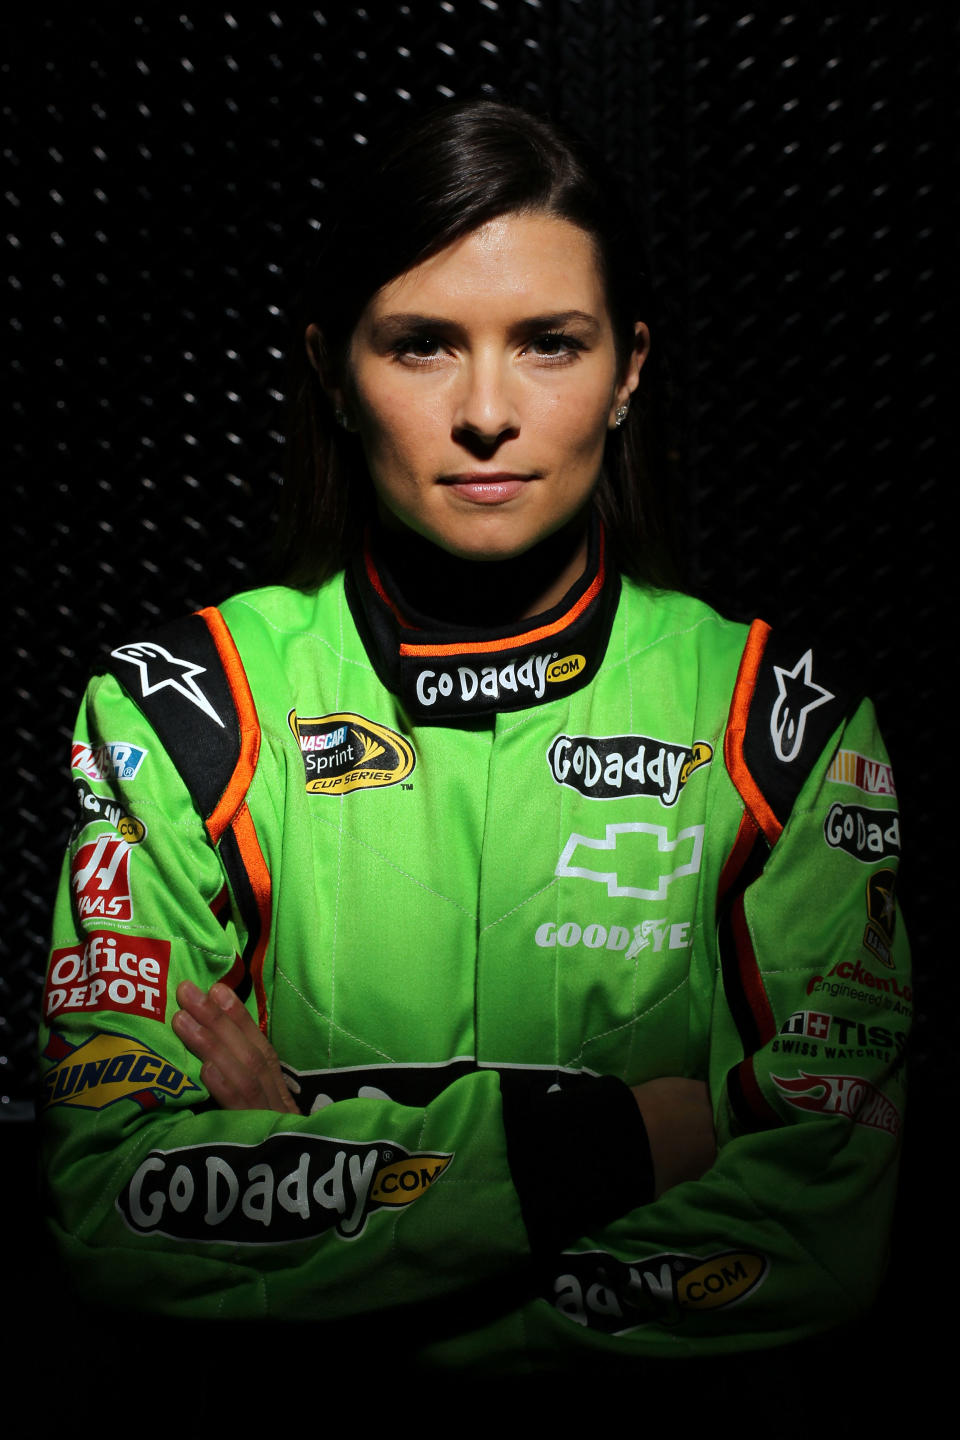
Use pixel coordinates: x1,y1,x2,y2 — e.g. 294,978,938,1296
769,649,833,763
872,880,896,930
111,642,224,727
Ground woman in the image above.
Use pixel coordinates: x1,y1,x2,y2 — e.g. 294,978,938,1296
41,101,907,1372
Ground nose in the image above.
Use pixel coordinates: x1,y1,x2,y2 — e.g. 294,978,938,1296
451,354,520,450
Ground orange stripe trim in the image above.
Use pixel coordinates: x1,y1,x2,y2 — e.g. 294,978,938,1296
196,606,262,844
232,802,272,1035
399,544,606,659
724,619,782,846
364,550,422,629
717,811,760,907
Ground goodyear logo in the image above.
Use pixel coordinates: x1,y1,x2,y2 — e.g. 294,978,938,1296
42,1032,197,1111
289,711,415,795
546,654,585,684
119,1135,453,1243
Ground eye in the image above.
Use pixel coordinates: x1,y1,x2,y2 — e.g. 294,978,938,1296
391,333,446,365
525,331,586,361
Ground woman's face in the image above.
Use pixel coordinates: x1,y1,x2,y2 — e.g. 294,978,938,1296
324,211,647,570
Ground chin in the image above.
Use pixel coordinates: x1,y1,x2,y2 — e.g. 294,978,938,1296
443,533,536,561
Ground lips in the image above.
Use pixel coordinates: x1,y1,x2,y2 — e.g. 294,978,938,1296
440,473,535,504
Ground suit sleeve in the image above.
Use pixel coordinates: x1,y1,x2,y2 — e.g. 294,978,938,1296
40,672,543,1324
531,694,908,1353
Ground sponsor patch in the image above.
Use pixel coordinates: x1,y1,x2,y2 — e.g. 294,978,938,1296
547,733,712,805
779,1010,832,1040
556,823,704,900
548,1248,768,1335
823,803,901,862
118,1135,453,1243
42,1031,196,1111
72,741,149,783
545,654,586,684
72,777,147,844
821,1017,905,1060
770,649,834,763
863,867,897,967
772,1010,907,1061
414,650,570,711
111,641,224,727
44,930,170,1021
288,711,415,795
71,834,135,923
827,749,896,797
534,918,691,958
772,1072,901,1136
806,956,912,1013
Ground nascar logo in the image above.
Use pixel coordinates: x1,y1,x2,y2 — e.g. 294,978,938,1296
288,711,415,795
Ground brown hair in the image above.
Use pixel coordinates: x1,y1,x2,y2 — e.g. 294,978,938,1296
275,99,678,588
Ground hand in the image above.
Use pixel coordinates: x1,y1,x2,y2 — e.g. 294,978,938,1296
630,1078,717,1198
172,980,300,1114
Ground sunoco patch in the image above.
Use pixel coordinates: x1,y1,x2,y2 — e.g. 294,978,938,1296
42,1031,197,1111
288,711,415,795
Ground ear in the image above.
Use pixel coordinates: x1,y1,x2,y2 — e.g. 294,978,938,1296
306,322,356,431
608,320,650,429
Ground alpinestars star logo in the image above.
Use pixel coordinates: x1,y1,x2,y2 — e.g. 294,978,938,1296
111,642,224,727
555,823,704,900
769,649,833,763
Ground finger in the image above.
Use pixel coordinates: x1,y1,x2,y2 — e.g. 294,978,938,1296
207,985,296,1103
175,980,270,1071
175,1014,297,1113
198,1056,298,1115
172,986,298,1114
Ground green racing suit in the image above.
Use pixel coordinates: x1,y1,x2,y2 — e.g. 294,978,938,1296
40,521,908,1369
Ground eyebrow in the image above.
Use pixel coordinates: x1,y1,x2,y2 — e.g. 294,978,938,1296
367,310,603,342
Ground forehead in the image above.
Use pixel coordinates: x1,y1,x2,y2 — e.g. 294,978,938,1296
369,212,608,318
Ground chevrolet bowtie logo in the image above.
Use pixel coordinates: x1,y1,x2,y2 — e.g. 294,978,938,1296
555,823,705,900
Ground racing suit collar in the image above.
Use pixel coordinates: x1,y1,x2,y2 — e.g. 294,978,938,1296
346,512,621,722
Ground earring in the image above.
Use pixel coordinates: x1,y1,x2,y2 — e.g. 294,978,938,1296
614,404,630,428
335,408,352,431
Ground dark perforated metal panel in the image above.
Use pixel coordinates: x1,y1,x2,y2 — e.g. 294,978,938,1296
3,13,949,1347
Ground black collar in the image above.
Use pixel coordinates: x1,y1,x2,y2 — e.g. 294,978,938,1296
345,516,621,723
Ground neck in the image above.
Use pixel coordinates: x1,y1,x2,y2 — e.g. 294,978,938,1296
373,517,590,628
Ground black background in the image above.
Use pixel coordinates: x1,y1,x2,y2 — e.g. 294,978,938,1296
2,1,949,1394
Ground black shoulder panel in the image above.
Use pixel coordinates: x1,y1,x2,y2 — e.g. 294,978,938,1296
101,613,241,824
741,628,861,832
